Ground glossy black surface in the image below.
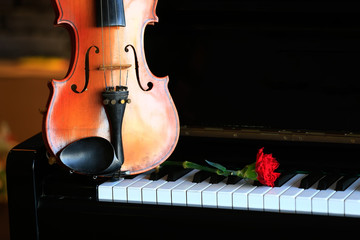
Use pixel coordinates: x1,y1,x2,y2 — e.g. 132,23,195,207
7,133,360,240
145,1,360,133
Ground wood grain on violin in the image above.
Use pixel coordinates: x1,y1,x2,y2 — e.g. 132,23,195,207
44,0,179,175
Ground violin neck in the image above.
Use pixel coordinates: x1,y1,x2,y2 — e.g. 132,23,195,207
96,0,126,27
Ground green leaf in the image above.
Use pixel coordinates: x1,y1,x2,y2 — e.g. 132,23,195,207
205,160,227,172
243,162,257,180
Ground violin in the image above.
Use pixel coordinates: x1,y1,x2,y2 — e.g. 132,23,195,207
43,0,179,176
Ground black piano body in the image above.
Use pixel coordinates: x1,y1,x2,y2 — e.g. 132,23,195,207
7,133,360,240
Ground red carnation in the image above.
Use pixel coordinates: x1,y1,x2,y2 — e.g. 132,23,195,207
255,147,281,187
163,147,281,188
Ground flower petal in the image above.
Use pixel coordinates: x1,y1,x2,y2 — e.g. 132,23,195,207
255,148,281,187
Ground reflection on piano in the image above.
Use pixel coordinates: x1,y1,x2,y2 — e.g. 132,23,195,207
6,133,360,239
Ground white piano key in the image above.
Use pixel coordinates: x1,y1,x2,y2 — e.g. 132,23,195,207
98,179,124,202
202,179,227,208
295,179,322,214
232,182,257,210
312,179,339,215
113,174,145,202
187,180,212,207
248,185,272,211
264,174,306,212
157,170,195,206
217,180,246,209
328,178,360,216
280,175,307,213
127,178,153,204
345,185,360,217
142,178,168,204
171,171,199,206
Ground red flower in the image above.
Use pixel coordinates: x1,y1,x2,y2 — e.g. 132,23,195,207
255,147,281,187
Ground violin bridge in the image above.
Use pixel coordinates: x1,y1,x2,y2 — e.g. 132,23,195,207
98,64,132,71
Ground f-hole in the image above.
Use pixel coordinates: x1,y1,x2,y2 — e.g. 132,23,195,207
71,46,100,94
125,44,153,91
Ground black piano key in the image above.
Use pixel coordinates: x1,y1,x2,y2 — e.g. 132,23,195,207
335,175,359,191
253,173,296,187
209,173,226,184
149,165,171,180
274,173,296,187
226,175,242,185
167,168,193,182
192,171,212,183
317,174,341,190
253,180,263,186
299,172,324,189
124,174,138,179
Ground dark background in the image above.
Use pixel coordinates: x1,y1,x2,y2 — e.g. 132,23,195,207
145,0,360,132
0,0,69,58
2,1,360,133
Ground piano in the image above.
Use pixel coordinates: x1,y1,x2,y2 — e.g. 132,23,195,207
7,133,360,239
7,0,360,239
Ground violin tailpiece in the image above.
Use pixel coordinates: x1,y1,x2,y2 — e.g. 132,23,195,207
102,88,130,167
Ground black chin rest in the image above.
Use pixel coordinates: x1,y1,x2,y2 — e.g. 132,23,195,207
59,137,122,176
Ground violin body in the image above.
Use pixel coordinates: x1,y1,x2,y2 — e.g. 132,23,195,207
44,0,179,175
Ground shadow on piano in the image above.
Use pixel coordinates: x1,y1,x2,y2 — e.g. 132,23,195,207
6,133,360,240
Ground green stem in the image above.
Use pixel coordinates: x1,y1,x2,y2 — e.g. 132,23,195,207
162,161,220,174
162,161,243,177
183,161,221,175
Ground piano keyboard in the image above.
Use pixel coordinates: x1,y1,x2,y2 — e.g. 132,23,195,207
98,169,360,217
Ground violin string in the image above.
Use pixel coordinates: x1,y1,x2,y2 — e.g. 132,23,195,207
106,0,114,88
114,0,122,87
100,0,108,89
126,70,129,86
